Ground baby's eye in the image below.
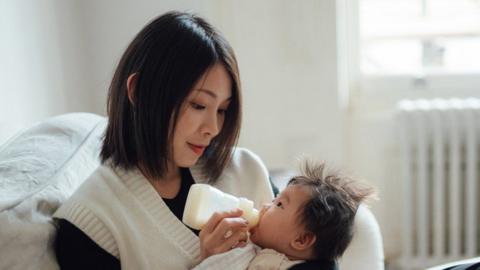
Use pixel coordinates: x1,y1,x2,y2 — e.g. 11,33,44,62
272,199,283,208
276,201,283,207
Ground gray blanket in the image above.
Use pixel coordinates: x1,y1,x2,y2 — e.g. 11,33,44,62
0,113,105,270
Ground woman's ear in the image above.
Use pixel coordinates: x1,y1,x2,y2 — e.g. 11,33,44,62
291,231,316,252
126,73,138,105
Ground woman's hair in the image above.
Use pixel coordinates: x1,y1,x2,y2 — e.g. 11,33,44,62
288,161,375,261
100,11,241,182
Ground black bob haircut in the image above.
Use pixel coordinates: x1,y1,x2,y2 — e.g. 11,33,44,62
100,11,241,182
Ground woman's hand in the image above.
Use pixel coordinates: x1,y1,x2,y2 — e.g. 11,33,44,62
199,209,249,260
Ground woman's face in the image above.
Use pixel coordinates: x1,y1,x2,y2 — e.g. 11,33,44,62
172,63,232,168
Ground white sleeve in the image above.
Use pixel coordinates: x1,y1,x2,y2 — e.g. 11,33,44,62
191,243,258,270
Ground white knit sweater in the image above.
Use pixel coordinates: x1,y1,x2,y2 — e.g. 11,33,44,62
53,148,274,270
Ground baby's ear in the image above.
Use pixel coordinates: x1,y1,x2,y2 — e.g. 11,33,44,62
291,231,316,251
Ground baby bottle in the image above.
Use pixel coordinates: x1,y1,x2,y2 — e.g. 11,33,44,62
182,183,260,230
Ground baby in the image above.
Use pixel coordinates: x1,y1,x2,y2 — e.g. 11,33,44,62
194,161,374,270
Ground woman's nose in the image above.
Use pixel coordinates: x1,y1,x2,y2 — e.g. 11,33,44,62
201,113,220,137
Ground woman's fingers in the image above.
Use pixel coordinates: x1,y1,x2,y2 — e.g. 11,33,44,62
211,216,249,241
199,210,250,259
217,230,249,251
202,209,243,233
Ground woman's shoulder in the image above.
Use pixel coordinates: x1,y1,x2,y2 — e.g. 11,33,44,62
53,163,144,259
229,147,267,172
52,163,127,223
225,147,270,185
68,162,140,195
221,147,274,206
64,164,119,197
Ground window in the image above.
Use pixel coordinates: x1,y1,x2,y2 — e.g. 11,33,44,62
360,0,480,75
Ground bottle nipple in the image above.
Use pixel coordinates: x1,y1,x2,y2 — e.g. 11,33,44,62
238,198,260,228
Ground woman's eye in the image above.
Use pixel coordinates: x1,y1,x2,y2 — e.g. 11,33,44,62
190,102,205,110
217,108,227,115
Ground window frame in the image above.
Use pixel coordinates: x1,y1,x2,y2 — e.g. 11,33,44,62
345,0,480,104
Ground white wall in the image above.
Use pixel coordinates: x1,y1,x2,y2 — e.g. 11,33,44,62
210,1,345,169
0,0,91,130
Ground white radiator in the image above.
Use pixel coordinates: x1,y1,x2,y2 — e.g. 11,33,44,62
396,98,480,270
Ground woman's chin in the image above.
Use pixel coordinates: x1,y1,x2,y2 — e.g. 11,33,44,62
176,157,199,168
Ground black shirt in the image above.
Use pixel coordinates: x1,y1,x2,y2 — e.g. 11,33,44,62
161,168,200,235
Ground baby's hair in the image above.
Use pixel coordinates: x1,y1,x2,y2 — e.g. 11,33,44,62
288,161,375,261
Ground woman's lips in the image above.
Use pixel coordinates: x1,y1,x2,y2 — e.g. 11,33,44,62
188,143,206,155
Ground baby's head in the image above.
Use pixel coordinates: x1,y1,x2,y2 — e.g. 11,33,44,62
250,161,374,262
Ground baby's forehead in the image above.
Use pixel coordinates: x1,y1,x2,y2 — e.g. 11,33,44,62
284,182,311,192
280,184,312,202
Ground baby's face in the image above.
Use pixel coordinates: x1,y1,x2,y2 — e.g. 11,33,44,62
249,184,311,254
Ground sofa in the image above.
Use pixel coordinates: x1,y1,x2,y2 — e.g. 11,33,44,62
0,113,385,270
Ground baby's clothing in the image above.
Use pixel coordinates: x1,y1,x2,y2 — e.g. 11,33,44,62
248,248,303,270
192,243,303,270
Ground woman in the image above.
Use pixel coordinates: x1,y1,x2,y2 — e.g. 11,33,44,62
53,11,274,269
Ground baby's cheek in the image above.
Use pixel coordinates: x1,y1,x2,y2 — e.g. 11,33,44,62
249,229,263,247
253,217,269,240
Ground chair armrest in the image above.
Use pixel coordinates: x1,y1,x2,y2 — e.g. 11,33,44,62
426,257,480,270
338,205,385,270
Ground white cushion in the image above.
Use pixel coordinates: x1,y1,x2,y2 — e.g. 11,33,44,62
339,205,385,270
0,113,106,270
